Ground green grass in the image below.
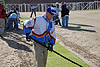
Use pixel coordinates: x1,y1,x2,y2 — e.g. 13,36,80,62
47,42,88,67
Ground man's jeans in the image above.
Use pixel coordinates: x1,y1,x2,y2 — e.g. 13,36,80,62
30,9,36,17
62,15,69,27
8,18,18,30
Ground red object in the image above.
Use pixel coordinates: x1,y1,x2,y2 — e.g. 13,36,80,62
0,5,6,19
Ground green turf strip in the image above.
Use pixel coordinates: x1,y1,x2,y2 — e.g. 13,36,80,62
47,42,88,67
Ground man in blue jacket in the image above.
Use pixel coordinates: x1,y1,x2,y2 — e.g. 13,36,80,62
23,7,56,67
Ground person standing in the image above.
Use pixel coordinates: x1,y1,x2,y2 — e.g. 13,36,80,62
0,3,6,38
52,5,61,26
30,4,37,18
23,7,56,67
16,8,21,24
61,4,69,28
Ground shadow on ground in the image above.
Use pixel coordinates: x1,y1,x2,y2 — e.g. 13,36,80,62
68,26,96,32
2,37,32,52
69,23,94,27
61,23,96,32
1,28,33,52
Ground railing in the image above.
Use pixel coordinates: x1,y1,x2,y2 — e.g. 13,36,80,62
6,1,100,12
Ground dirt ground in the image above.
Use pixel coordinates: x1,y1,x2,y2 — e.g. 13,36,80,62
56,10,100,67
0,10,100,67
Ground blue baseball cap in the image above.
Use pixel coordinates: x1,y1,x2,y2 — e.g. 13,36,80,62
46,7,56,15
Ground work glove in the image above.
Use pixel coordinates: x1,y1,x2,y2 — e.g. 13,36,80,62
48,44,53,52
26,33,31,42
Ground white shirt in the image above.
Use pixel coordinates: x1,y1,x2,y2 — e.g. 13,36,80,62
8,13,18,19
31,6,37,10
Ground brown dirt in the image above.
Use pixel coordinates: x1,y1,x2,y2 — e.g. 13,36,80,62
56,10,100,67
0,10,100,67
0,28,37,67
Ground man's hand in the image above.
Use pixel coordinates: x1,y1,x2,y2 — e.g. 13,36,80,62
48,44,53,52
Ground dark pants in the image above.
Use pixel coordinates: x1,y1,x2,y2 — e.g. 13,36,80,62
30,9,36,17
